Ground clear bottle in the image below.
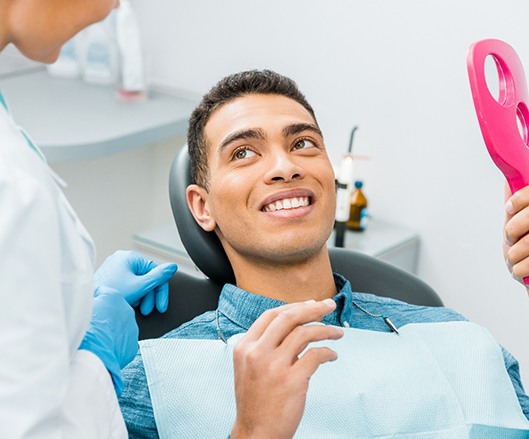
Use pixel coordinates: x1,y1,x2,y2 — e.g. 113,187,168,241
347,181,368,231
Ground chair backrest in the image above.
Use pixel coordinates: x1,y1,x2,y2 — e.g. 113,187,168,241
136,145,443,340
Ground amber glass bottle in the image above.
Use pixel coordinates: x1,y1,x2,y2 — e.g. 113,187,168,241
347,181,368,231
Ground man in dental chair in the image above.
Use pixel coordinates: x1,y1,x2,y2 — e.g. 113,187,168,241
119,69,529,438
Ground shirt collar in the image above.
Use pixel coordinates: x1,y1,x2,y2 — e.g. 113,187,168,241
218,273,354,330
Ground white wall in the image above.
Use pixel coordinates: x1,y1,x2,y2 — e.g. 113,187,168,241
133,0,529,386
52,137,184,266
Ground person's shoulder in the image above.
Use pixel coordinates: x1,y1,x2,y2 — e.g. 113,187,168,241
161,310,218,340
0,126,48,184
0,154,48,195
0,139,58,216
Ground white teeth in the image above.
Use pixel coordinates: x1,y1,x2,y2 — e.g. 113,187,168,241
264,196,309,212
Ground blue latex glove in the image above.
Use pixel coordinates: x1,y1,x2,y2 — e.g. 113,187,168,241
94,250,178,315
79,286,139,396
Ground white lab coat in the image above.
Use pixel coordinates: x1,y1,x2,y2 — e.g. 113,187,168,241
0,96,127,438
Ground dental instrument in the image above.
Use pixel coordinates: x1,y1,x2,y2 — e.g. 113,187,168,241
334,127,358,247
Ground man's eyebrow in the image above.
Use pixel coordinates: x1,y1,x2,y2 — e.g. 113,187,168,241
282,123,323,138
218,128,266,153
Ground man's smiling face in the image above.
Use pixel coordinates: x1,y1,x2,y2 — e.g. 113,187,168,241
188,93,336,268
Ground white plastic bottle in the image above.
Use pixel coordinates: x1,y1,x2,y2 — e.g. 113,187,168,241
79,15,119,85
116,0,147,99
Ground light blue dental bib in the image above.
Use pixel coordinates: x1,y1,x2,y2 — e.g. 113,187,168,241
141,322,529,438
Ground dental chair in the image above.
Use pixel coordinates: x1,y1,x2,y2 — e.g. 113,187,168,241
136,145,443,340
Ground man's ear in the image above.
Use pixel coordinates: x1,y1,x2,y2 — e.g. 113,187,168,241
186,184,216,232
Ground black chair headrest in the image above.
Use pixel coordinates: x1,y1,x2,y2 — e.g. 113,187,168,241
169,144,235,284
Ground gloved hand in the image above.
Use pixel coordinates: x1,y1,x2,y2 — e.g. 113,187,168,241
79,286,139,396
94,250,178,315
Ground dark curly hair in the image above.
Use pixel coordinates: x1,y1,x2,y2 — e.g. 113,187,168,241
187,69,317,190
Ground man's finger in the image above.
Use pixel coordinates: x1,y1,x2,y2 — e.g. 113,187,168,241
506,234,529,266
505,206,529,246
511,257,529,283
256,299,337,352
277,324,344,366
243,300,335,346
293,346,339,378
505,184,529,218
243,302,309,343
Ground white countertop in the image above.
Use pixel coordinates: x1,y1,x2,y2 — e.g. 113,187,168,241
0,70,197,162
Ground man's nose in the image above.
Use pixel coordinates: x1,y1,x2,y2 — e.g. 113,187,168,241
263,151,304,183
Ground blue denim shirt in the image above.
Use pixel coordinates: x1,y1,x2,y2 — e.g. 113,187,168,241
119,274,529,438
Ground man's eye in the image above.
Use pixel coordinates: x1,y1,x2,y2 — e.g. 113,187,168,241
292,138,316,151
233,147,256,160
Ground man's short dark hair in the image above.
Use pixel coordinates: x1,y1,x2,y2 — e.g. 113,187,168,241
187,69,318,189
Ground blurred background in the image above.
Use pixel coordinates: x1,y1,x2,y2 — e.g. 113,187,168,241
4,0,529,387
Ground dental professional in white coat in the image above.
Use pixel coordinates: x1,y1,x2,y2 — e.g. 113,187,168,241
0,0,178,437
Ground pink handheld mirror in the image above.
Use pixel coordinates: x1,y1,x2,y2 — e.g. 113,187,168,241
468,39,529,284
467,39,529,194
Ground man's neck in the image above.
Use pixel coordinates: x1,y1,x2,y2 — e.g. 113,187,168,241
230,247,337,303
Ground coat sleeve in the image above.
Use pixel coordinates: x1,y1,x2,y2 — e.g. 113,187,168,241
63,350,128,439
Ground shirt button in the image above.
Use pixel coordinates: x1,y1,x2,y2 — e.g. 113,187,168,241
343,321,350,328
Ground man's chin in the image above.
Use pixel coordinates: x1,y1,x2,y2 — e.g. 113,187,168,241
254,240,329,266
